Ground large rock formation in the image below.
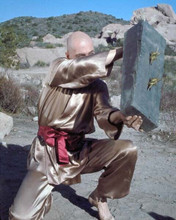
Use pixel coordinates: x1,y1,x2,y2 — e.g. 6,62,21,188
98,24,132,44
99,4,176,48
17,33,108,68
17,33,72,68
0,112,13,140
42,33,71,46
157,4,176,20
131,4,176,46
16,47,66,67
131,4,176,25
42,32,108,48
43,34,64,45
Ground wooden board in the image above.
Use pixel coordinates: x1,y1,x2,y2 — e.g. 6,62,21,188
120,21,166,131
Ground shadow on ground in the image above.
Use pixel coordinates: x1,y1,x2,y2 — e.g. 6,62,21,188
0,144,98,220
1,143,175,220
0,143,30,220
54,184,99,219
148,212,175,220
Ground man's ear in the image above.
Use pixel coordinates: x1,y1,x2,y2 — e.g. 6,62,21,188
65,52,69,59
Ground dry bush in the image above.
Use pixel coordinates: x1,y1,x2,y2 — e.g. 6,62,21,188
0,75,23,113
160,85,176,139
22,84,40,108
160,89,176,112
145,86,176,143
0,74,40,115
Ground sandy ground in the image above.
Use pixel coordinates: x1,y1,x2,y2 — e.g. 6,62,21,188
0,116,176,220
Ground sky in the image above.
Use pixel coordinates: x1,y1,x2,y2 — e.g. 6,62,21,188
0,0,176,23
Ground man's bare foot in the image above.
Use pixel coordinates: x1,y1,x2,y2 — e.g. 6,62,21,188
88,189,115,220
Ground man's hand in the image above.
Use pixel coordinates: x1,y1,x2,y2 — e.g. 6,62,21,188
123,115,143,131
109,111,143,132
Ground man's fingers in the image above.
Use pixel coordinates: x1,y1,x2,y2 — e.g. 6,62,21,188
124,115,143,131
131,117,143,131
125,115,138,127
126,116,133,121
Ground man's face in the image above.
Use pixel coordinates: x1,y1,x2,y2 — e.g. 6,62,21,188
66,39,94,59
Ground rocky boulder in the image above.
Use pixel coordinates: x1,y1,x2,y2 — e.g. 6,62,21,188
43,34,61,44
98,24,132,44
156,23,176,45
43,33,108,48
0,112,13,140
157,4,176,20
130,4,176,46
43,33,71,46
99,4,176,48
92,37,108,47
16,47,66,67
17,33,108,68
131,4,176,25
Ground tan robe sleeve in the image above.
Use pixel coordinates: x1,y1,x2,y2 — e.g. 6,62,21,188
93,80,123,140
44,51,113,89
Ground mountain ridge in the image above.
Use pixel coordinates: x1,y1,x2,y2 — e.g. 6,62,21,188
0,11,129,48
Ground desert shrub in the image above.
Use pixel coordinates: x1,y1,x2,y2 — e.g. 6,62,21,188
164,58,176,75
35,36,43,42
116,38,124,47
160,88,176,112
23,84,40,108
35,42,45,47
0,26,20,69
35,40,63,48
35,42,62,48
47,22,52,28
55,43,63,47
25,17,32,23
0,73,41,115
94,44,116,53
163,58,176,90
165,45,176,56
45,43,55,48
33,31,39,36
160,81,176,136
32,23,38,27
47,17,54,21
34,61,48,67
0,75,23,113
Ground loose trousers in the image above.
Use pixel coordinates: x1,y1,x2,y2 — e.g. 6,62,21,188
9,137,137,220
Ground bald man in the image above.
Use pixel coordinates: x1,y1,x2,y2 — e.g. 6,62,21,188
9,31,143,220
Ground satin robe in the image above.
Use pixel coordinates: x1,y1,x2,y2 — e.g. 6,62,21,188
38,51,121,138
33,51,124,185
9,51,137,220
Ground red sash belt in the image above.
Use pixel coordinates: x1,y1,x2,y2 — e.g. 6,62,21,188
38,126,69,165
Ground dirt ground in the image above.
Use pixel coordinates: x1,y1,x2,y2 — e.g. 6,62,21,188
0,115,176,220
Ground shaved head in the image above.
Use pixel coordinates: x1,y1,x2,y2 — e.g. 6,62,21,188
66,31,94,59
